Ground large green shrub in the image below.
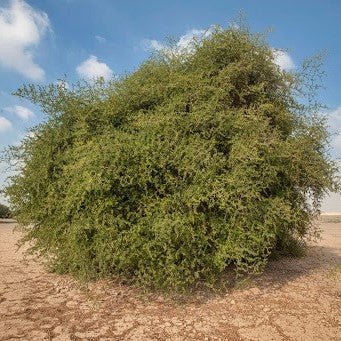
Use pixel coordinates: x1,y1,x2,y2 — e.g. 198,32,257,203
3,26,338,290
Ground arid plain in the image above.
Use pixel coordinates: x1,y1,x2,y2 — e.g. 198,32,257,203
0,216,340,340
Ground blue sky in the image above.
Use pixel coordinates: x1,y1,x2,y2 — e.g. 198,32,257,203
0,0,340,210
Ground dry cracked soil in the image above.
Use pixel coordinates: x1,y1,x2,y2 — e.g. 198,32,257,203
0,217,340,341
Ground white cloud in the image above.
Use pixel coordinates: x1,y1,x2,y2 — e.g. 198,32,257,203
76,55,113,80
327,107,341,155
145,39,165,51
13,130,36,146
95,35,106,43
176,29,212,51
56,80,70,90
272,49,295,71
0,116,12,133
143,28,214,56
333,134,341,151
5,105,34,120
0,0,50,80
328,107,341,127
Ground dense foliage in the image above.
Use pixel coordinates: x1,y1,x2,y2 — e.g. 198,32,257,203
0,203,11,218
3,26,338,290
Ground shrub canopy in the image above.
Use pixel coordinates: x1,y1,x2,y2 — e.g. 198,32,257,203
3,26,338,290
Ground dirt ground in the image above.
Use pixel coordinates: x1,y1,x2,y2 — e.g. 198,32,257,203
0,218,340,341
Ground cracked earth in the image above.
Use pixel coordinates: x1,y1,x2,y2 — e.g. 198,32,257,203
0,217,340,340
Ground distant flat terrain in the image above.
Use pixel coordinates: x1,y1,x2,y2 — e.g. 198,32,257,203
0,218,340,340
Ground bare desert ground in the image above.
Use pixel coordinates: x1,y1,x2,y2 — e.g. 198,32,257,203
0,217,340,340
